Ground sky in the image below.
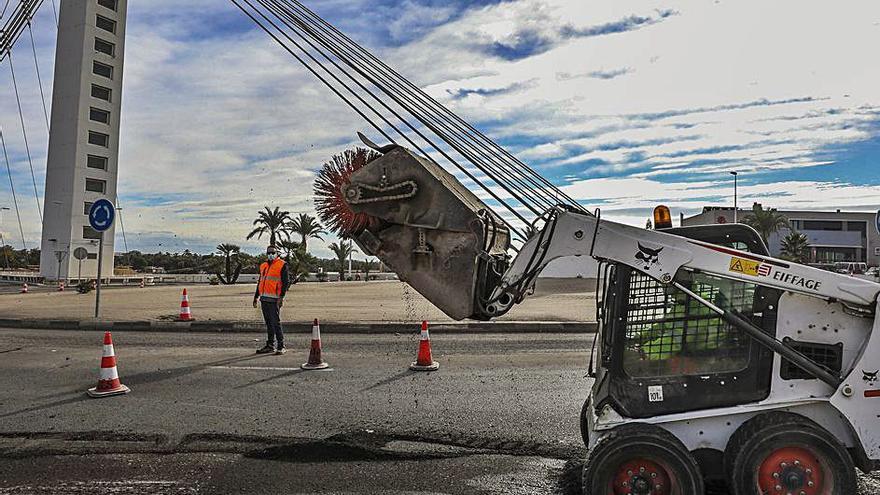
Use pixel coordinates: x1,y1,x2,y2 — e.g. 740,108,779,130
1,0,880,260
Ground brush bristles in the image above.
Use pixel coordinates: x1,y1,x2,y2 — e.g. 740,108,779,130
314,148,382,236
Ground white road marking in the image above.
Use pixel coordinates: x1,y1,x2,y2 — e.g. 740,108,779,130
208,365,333,372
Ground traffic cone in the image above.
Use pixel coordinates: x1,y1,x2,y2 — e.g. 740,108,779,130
410,321,439,371
177,288,194,321
58,282,65,292
87,332,131,398
301,319,330,370
139,279,145,289
20,283,28,294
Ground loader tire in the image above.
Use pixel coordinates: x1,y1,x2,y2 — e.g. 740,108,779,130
582,423,704,495
725,411,856,495
579,396,591,447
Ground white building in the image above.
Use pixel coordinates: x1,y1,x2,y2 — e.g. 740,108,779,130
40,0,128,280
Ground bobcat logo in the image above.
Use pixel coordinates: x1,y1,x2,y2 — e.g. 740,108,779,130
635,243,663,270
863,370,878,382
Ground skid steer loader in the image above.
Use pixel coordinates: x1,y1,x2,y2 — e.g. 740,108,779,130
321,144,880,495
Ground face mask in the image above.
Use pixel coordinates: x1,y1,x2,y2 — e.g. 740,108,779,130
267,253,277,261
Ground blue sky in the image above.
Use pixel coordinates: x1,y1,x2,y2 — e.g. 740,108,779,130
2,0,880,258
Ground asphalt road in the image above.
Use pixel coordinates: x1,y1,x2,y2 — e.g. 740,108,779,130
1,328,878,494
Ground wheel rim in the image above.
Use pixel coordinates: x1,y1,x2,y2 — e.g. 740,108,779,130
757,446,826,495
611,458,672,495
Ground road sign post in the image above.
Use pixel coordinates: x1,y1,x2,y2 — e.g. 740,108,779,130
88,199,115,319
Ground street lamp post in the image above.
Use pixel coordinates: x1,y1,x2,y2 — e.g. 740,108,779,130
730,171,739,223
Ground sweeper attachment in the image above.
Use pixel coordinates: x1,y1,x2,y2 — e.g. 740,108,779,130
315,144,510,321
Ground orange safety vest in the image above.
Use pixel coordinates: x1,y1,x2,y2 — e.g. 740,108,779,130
258,259,286,299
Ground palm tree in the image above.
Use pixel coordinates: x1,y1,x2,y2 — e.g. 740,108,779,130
287,213,326,253
215,243,242,285
780,231,811,263
246,206,291,247
743,203,789,245
363,257,376,281
329,240,356,281
277,240,302,264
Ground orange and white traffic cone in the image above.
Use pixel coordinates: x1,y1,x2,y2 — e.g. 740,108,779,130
177,288,194,321
410,320,439,371
58,282,65,292
139,279,145,289
87,332,131,398
20,283,28,294
301,319,330,370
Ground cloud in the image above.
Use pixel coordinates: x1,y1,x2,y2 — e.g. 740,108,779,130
3,0,880,258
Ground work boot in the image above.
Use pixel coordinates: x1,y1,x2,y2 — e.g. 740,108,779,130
274,347,286,355
256,344,274,355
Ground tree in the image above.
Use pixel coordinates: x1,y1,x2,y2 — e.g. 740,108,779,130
278,239,309,284
246,206,291,247
328,240,356,281
215,243,242,284
287,213,326,253
780,231,811,263
363,257,376,281
743,203,789,245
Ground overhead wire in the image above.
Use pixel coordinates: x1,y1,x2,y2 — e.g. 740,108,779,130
27,20,50,130
273,1,555,215
233,0,528,237
253,0,534,229
0,126,27,249
283,0,586,213
8,52,43,222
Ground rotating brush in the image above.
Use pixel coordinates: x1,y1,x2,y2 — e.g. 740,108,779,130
314,147,382,237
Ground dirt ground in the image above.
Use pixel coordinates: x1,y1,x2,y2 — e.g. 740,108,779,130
0,278,597,323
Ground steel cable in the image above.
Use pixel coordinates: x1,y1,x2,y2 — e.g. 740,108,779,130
259,0,544,220
8,52,42,222
272,1,555,215
283,0,585,213
235,0,528,236
0,126,27,249
27,21,50,130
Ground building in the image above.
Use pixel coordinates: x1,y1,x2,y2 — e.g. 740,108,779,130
683,206,880,267
39,0,128,280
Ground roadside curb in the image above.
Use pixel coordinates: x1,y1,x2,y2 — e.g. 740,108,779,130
0,318,597,334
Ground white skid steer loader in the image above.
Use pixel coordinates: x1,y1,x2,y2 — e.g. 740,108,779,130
330,145,880,495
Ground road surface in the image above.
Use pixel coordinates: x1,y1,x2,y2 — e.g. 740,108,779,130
0,328,877,494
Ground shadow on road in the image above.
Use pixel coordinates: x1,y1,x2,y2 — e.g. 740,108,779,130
360,369,415,392
234,368,307,389
0,394,91,420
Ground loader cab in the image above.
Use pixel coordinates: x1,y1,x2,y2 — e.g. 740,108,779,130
591,223,782,418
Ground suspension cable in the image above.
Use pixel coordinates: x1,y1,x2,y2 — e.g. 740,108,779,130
27,21,49,130
8,52,42,222
284,0,586,212
233,0,528,237
253,0,534,228
275,2,556,214
0,126,27,249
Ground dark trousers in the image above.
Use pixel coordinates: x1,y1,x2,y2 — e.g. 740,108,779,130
261,300,283,348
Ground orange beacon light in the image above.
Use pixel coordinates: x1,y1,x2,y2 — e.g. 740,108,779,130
653,205,673,230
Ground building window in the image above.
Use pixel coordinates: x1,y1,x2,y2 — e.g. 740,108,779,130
94,37,115,57
97,0,118,11
85,178,107,193
83,226,103,240
96,14,116,34
88,131,110,147
92,61,113,79
87,252,99,259
89,107,110,124
87,155,109,170
803,220,843,231
91,84,111,102
84,202,94,215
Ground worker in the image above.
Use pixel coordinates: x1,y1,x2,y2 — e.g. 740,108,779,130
253,245,290,355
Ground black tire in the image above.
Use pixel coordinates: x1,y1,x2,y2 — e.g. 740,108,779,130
583,423,704,495
725,411,856,495
580,396,591,447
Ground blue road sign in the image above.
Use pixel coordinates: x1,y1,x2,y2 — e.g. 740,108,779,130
876,209,880,236
89,199,115,232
